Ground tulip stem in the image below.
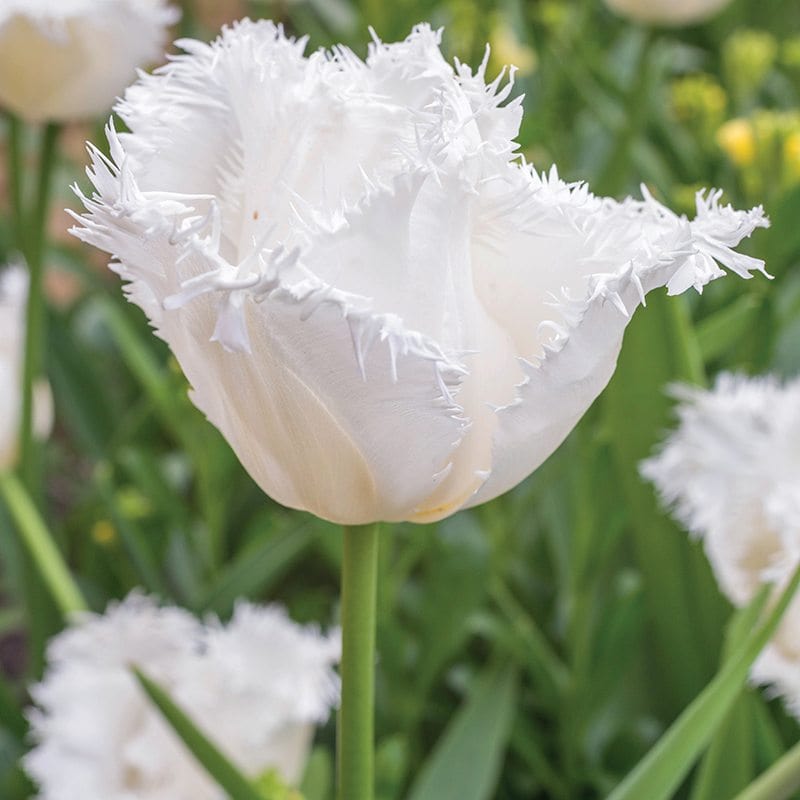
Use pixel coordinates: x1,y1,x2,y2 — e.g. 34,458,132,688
0,471,86,619
337,523,379,800
20,122,60,494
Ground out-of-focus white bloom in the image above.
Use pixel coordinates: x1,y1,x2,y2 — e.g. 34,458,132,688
0,265,53,470
72,20,768,525
0,0,179,122
25,593,340,798
642,374,800,715
603,0,732,26
178,604,341,786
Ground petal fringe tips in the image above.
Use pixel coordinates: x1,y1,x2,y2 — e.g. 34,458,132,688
71,20,769,525
0,0,179,122
24,593,340,799
642,374,800,719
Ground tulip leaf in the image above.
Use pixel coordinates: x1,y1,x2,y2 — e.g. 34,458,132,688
608,563,800,800
133,668,264,800
732,738,800,800
197,521,316,616
299,746,333,800
696,294,762,363
602,292,726,711
407,662,517,800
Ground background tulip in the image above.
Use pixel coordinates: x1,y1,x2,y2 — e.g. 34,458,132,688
603,0,733,27
643,375,800,717
0,265,52,470
0,0,178,122
72,21,768,526
25,594,340,798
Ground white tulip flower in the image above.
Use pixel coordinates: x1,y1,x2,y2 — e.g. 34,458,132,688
72,20,768,525
25,593,340,798
0,0,179,122
603,0,732,26
642,374,800,716
0,265,53,470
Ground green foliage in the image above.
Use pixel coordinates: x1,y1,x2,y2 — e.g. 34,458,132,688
2,0,800,798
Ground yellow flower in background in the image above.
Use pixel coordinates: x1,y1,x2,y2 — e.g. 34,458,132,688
603,0,732,27
785,132,800,180
717,119,756,167
489,18,537,77
718,110,800,197
0,0,178,122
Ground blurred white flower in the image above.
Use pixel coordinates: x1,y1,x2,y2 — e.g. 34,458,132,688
0,0,178,122
642,374,800,715
25,593,340,798
72,20,768,525
0,265,53,470
178,604,341,786
603,0,732,26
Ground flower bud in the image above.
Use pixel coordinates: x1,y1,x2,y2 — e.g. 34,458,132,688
0,0,179,122
603,0,732,27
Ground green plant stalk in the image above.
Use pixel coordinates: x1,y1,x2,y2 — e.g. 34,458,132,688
733,739,800,800
337,523,379,800
0,471,86,618
20,122,60,493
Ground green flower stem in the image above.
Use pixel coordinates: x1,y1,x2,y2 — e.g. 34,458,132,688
337,523,379,800
0,471,86,619
20,122,60,494
6,115,24,251
733,739,800,800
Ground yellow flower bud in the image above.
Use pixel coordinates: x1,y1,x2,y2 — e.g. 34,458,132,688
717,119,756,167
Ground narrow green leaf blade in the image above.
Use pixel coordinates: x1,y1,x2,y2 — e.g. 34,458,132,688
133,668,264,800
733,738,800,800
407,663,517,800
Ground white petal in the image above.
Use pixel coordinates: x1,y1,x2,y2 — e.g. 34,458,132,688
468,183,769,508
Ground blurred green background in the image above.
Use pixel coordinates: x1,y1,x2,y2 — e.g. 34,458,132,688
1,0,800,798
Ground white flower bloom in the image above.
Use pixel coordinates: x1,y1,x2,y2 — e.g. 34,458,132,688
0,0,179,122
177,604,341,786
72,20,768,525
642,374,800,715
0,265,53,470
25,593,340,798
603,0,732,26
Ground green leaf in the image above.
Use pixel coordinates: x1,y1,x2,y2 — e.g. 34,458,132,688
608,563,800,800
197,521,316,616
697,294,762,363
133,668,264,800
602,292,724,711
414,515,490,693
733,738,800,800
407,663,517,800
0,472,86,619
299,747,333,800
